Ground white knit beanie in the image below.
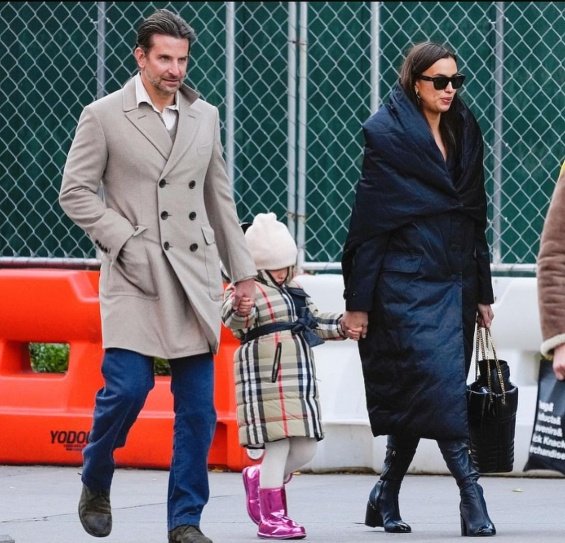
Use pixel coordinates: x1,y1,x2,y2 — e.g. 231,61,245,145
245,213,298,270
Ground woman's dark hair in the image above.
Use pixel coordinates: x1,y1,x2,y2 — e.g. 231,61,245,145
136,9,196,52
399,42,461,155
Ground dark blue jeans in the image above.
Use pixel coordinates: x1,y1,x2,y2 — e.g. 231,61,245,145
81,348,216,530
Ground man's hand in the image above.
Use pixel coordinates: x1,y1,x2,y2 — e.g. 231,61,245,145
232,278,256,312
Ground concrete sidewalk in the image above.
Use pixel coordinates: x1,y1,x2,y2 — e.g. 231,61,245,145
1,465,563,542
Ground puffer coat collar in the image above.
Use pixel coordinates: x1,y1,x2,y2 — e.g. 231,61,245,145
344,84,486,263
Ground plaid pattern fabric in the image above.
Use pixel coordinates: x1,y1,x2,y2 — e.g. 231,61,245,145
222,270,344,447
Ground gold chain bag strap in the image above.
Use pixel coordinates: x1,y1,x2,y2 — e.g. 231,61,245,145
468,325,518,473
474,326,506,405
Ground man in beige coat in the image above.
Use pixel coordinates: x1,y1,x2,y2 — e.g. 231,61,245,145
538,161,565,380
59,9,256,543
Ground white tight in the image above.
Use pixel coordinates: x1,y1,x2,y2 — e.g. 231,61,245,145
259,437,317,489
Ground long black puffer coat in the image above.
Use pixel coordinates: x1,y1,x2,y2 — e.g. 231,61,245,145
342,85,494,440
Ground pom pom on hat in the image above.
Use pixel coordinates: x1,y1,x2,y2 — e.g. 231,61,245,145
245,213,298,270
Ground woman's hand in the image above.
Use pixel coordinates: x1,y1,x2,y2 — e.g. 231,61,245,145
477,304,494,329
341,310,369,340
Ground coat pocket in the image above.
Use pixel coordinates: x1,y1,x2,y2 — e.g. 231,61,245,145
271,342,282,383
202,225,223,301
197,142,213,156
102,229,159,300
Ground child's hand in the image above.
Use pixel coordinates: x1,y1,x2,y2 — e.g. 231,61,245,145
235,296,254,317
346,326,363,341
339,314,365,341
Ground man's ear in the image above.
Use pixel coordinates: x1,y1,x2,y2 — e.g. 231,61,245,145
133,46,145,69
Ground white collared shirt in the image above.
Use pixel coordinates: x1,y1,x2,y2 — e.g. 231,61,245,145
134,73,179,131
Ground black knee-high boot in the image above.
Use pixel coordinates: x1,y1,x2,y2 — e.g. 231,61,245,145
437,439,496,537
365,434,419,533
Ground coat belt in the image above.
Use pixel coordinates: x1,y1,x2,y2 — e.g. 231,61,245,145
241,312,324,348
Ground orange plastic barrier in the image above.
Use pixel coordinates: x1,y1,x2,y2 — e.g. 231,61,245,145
0,269,253,471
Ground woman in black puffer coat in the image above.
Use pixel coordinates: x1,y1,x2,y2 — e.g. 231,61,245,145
341,42,496,537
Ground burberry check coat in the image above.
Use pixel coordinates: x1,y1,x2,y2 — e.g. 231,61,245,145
222,270,345,448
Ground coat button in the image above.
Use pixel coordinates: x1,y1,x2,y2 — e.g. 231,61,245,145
160,211,169,220
164,242,170,250
190,243,198,252
159,179,166,188
189,180,196,189
189,212,197,220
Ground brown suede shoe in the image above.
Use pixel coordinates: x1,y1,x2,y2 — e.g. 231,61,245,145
78,483,112,537
168,524,213,543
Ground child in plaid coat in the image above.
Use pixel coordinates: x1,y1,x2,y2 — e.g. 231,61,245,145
222,213,359,539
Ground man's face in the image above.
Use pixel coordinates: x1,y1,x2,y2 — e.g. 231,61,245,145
134,33,189,99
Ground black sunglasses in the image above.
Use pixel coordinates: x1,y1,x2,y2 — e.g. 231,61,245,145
418,73,466,90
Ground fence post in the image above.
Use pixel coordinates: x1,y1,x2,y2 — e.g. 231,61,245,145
296,1,308,272
96,1,106,99
287,2,298,237
370,2,381,113
492,2,505,266
225,2,236,189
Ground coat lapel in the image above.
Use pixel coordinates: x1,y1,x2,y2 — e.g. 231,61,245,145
160,86,201,178
122,78,173,161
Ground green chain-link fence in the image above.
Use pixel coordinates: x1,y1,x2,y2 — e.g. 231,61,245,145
1,2,563,271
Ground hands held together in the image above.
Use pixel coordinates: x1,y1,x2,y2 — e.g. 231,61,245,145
232,278,256,317
340,310,368,342
235,296,255,317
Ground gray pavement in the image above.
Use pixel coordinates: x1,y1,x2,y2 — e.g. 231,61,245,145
1,465,564,543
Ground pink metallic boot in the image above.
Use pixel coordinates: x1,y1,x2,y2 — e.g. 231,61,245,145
257,488,306,540
242,465,261,525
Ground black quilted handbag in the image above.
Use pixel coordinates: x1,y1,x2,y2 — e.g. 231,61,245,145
467,326,519,473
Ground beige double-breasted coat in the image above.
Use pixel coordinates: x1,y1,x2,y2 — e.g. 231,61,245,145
60,78,256,359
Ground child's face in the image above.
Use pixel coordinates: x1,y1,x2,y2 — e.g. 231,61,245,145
269,267,289,285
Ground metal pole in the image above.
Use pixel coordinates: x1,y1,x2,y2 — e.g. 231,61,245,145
287,3,297,237
296,2,308,272
96,2,106,99
0,257,101,270
225,2,236,189
301,260,537,274
370,2,380,113
492,2,504,265
95,2,107,262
